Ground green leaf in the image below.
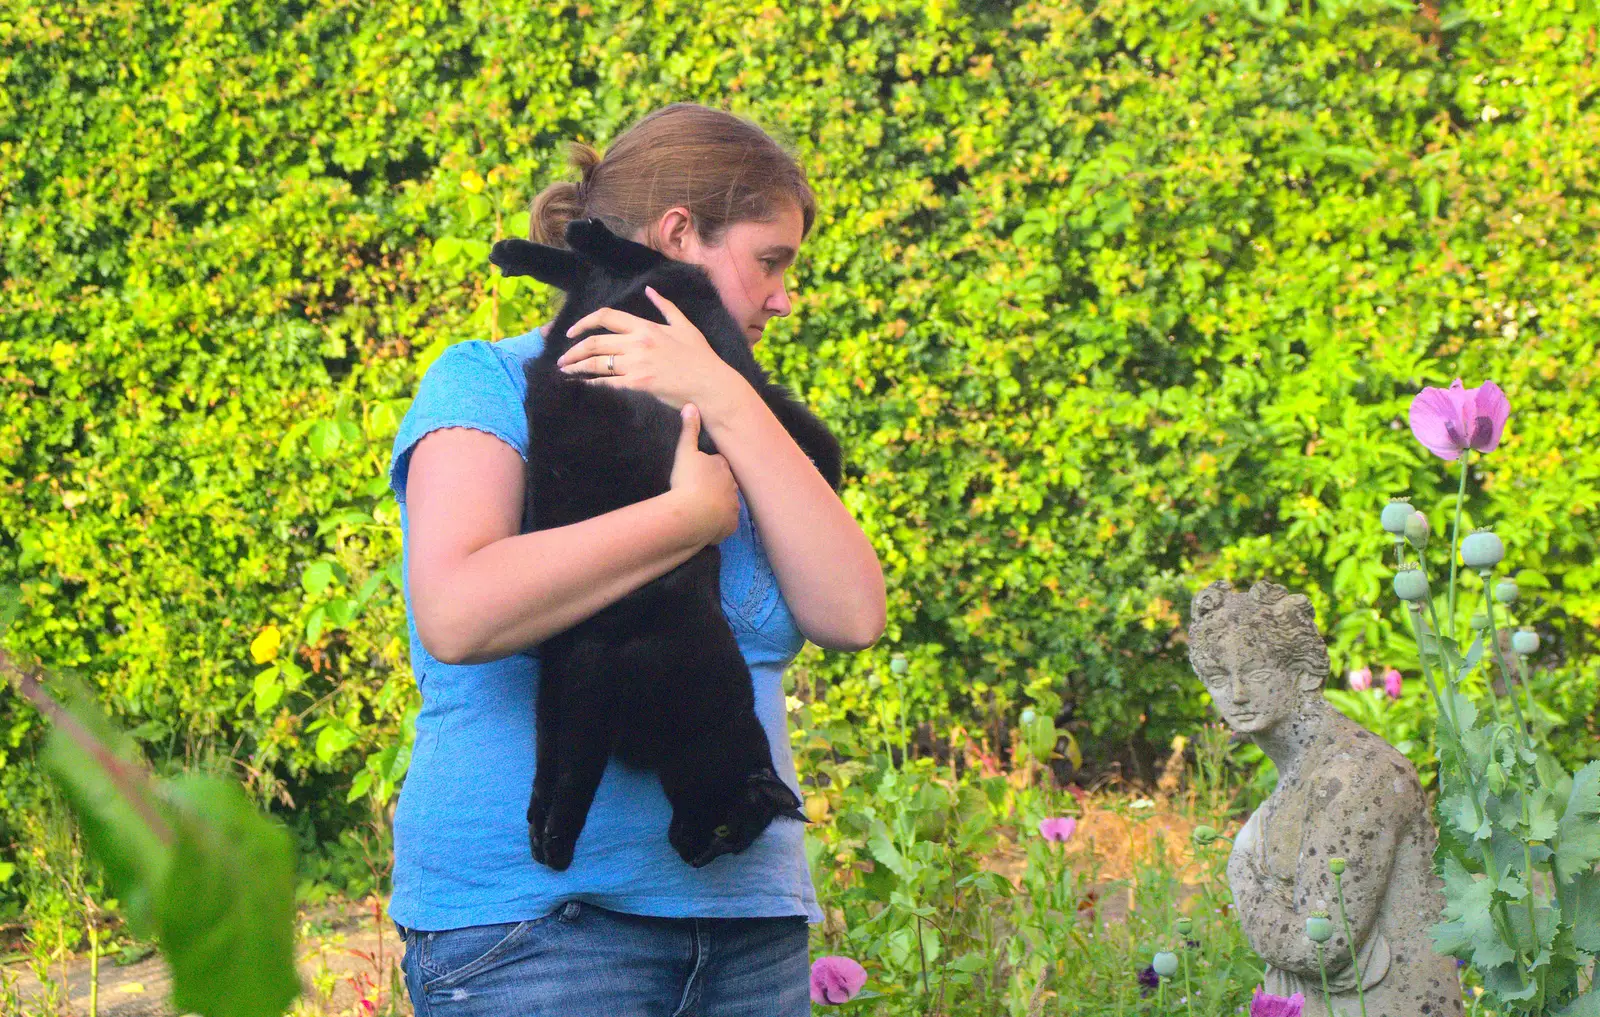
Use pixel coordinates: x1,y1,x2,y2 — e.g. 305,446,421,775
252,666,283,716
1554,989,1600,1017
306,419,341,459
1444,793,1490,841
1570,870,1600,954
300,561,334,597
867,824,910,879
1556,761,1600,880
314,722,357,764
1433,856,1515,968
39,678,171,935
346,769,374,803
157,775,299,1017
304,606,326,644
1526,787,1560,843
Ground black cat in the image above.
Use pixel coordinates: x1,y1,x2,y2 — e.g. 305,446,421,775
488,218,842,871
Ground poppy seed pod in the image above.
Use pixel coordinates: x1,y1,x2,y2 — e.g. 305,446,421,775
1470,611,1489,632
889,654,909,675
1152,952,1179,978
1328,857,1347,875
1305,914,1335,944
1381,500,1412,537
1175,917,1193,937
1393,569,1429,603
1020,708,1036,727
1494,579,1519,604
1460,530,1505,571
1512,630,1540,656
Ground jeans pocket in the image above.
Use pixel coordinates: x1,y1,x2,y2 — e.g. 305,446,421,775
419,903,577,996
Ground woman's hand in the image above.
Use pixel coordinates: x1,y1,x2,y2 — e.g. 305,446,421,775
556,287,744,417
666,403,739,546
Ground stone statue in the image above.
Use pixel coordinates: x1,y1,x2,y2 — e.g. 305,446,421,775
1187,580,1463,1017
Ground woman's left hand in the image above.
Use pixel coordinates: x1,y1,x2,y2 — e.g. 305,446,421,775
556,286,742,415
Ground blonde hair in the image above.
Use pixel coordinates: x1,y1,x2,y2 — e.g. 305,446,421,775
528,103,816,249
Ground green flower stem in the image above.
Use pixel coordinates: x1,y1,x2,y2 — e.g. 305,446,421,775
1406,606,1455,744
1332,870,1370,1017
1480,575,1532,752
1182,947,1194,1017
1518,831,1546,1005
1315,941,1334,1016
1407,610,1524,956
1513,636,1541,742
1447,453,1470,640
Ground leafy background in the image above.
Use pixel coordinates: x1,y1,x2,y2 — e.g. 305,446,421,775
2,0,1597,928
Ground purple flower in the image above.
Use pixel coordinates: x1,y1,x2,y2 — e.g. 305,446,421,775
1250,988,1306,1017
810,956,867,1005
1137,964,1160,995
1384,668,1403,699
1039,817,1078,842
1408,379,1509,461
1348,667,1373,691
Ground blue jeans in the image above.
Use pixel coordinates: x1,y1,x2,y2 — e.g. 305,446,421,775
396,902,811,1016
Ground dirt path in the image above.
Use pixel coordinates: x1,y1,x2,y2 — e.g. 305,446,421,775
2,900,408,1017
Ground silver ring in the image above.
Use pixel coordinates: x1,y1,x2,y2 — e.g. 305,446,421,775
607,354,616,374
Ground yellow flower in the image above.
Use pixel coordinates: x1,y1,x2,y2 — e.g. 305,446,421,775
250,625,281,664
804,795,830,824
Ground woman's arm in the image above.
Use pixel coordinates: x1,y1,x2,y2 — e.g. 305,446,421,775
406,405,739,664
556,292,887,652
701,381,887,651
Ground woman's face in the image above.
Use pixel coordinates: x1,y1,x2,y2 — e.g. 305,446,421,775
654,201,804,346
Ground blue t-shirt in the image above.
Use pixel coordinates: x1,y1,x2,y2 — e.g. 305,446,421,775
386,329,822,931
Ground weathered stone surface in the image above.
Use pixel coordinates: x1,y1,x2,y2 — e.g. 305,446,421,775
1188,580,1463,1017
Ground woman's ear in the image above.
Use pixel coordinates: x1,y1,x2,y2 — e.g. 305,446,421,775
654,206,696,258
1298,668,1325,694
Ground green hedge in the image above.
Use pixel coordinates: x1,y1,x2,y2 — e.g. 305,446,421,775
3,0,1597,921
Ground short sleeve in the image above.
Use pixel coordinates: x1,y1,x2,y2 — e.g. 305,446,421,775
389,340,530,504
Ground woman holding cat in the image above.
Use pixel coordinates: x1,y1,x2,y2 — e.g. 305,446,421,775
387,102,885,1015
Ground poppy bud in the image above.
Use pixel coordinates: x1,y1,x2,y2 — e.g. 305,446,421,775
1405,511,1430,549
1460,530,1505,572
1380,500,1412,537
1306,913,1334,944
1393,570,1429,603
1152,952,1179,978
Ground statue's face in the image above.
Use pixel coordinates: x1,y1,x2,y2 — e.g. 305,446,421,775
1193,639,1298,736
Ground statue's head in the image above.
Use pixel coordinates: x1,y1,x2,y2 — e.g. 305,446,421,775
1187,580,1330,736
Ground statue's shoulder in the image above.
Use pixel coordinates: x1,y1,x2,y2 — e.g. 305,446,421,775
1320,717,1426,804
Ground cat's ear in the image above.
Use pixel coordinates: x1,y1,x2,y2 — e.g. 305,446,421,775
749,771,805,821
565,218,665,275
489,238,578,291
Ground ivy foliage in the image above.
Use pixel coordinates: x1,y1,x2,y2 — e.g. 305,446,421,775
2,0,1597,920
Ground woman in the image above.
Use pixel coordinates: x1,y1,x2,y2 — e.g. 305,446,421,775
387,102,886,1015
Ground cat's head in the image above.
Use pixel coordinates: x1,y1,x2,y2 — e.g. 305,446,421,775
487,217,670,294
670,769,806,869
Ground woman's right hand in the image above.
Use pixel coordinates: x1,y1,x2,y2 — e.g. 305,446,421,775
669,403,739,546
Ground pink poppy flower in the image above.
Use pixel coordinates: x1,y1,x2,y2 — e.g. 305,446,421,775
1039,817,1077,842
1408,379,1509,461
1348,667,1373,691
1250,988,1305,1016
810,956,867,1005
1384,668,1403,699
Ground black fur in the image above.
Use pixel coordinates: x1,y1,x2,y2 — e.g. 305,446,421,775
489,219,842,870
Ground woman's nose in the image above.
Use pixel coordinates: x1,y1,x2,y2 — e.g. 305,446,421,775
767,283,792,318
